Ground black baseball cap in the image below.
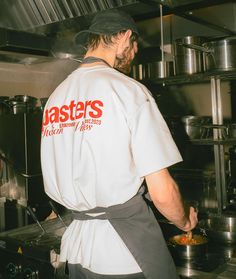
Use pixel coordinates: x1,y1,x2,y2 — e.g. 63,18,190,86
74,9,139,46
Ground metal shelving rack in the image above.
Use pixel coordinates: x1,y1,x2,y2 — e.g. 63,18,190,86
138,1,236,216
145,71,236,215
144,70,236,86
210,76,227,215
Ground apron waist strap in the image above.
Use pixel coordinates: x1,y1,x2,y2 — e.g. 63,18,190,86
72,188,144,220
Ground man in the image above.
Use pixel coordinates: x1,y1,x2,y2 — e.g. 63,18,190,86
41,9,197,279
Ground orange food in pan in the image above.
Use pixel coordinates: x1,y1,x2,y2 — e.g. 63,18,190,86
171,234,207,245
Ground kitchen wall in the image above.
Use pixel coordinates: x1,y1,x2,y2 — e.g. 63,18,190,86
0,59,78,99
153,82,231,119
0,59,232,119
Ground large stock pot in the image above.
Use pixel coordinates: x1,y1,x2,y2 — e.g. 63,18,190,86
202,36,236,71
175,36,236,72
173,36,206,75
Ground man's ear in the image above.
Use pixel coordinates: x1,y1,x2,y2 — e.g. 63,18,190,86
116,29,132,55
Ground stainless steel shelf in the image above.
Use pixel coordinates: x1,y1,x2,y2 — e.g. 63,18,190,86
190,138,236,145
143,70,236,86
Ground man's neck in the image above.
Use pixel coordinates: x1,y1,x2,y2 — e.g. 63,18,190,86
84,47,116,68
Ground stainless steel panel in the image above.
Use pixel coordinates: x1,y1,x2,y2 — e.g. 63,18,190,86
70,0,82,16
34,0,54,24
60,0,74,18
211,77,227,212
40,0,61,21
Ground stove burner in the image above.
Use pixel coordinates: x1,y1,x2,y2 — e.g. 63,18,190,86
0,213,71,278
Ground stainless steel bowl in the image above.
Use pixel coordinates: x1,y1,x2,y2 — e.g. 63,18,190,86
181,115,212,139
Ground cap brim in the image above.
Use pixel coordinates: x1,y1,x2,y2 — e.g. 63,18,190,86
74,30,90,46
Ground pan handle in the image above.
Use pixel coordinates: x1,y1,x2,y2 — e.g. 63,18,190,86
177,42,213,53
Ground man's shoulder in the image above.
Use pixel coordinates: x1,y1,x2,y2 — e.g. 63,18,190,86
111,70,151,95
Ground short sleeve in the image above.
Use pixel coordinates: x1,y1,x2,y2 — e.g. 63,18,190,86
130,98,183,177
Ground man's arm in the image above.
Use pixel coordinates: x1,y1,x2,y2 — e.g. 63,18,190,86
145,168,198,232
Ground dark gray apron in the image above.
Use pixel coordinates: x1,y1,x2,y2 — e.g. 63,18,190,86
72,187,179,279
72,57,179,279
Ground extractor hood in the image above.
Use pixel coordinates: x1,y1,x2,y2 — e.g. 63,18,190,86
0,27,53,64
0,0,234,63
0,28,51,55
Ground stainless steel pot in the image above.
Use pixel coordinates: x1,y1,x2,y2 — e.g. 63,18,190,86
173,36,206,75
177,36,236,72
181,115,212,139
203,36,236,71
147,61,174,78
13,95,38,104
130,64,145,80
7,95,38,114
168,234,208,259
199,216,236,244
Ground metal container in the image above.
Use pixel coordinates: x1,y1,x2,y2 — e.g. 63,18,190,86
148,61,174,78
13,95,37,103
199,216,236,244
203,36,236,71
168,234,208,259
173,36,205,75
181,115,211,139
7,95,38,114
130,64,145,80
0,96,10,115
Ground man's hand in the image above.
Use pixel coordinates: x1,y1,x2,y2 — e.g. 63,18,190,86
180,206,198,232
45,210,57,221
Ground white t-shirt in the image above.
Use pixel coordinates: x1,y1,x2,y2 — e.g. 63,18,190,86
41,65,182,274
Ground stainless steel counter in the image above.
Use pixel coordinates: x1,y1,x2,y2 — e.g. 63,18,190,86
178,257,236,278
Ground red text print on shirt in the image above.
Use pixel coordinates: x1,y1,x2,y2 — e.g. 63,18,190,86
42,99,103,126
42,99,104,137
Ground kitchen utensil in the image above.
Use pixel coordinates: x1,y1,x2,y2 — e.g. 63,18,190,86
130,64,145,80
203,36,236,71
26,205,46,234
168,233,208,259
13,95,38,103
176,36,236,72
181,115,212,139
148,61,174,78
7,95,38,114
173,36,206,75
49,200,67,228
199,216,236,244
